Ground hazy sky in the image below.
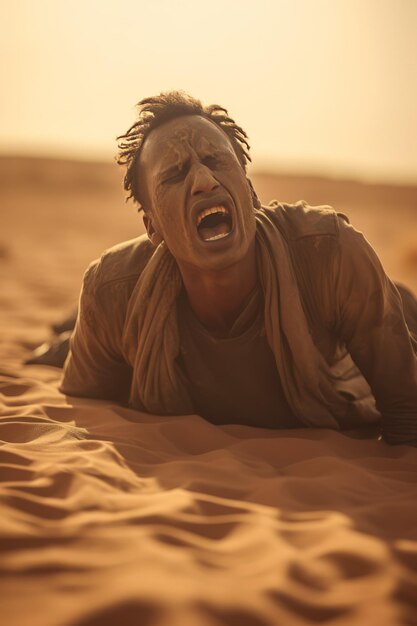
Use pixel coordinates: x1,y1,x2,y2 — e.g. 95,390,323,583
1,0,416,182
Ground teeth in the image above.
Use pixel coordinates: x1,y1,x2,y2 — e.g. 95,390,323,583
204,231,229,241
196,205,229,227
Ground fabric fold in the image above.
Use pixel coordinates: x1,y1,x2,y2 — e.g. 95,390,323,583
122,206,380,428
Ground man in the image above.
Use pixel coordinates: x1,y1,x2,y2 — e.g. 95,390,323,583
57,91,417,444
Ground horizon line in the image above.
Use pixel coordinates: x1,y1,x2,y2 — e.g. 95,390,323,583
1,149,417,189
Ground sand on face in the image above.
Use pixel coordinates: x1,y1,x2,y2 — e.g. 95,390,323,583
1,156,417,626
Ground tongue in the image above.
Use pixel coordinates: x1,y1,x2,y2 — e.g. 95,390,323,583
198,221,231,241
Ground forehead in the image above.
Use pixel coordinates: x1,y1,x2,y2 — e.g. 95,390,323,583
139,115,236,172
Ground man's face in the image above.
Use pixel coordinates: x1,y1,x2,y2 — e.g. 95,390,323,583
137,115,257,272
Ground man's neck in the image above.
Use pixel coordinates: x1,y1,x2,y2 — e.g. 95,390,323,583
177,240,258,333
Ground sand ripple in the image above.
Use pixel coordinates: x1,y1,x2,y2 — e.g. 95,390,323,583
1,375,417,626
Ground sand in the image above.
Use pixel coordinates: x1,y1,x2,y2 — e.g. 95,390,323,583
1,156,417,626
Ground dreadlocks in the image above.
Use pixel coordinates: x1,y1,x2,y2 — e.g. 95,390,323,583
116,91,253,211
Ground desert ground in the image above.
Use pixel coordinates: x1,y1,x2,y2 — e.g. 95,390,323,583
1,156,417,626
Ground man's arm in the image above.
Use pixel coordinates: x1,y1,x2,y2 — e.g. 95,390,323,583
334,218,417,445
60,261,132,402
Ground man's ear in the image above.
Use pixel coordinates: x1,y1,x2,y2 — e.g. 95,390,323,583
143,213,164,247
247,177,262,210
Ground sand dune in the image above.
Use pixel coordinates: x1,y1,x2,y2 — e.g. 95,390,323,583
1,156,417,626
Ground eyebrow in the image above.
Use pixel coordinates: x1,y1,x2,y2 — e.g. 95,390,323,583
200,148,231,162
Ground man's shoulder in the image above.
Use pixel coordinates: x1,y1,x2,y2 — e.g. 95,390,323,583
83,234,154,295
263,200,349,241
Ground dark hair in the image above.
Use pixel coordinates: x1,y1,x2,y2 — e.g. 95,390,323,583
116,91,253,211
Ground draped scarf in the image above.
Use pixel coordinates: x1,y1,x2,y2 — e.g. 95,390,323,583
122,206,380,427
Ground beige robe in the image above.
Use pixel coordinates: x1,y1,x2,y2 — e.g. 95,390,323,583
61,202,417,444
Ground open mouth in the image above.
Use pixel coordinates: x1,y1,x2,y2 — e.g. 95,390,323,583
196,205,233,242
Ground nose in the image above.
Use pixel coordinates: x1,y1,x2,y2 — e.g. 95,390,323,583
190,163,220,196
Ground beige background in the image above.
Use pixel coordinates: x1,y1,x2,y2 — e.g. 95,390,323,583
1,0,416,183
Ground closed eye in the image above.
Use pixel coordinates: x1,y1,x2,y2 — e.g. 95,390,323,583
163,165,188,184
165,171,185,183
201,155,218,169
